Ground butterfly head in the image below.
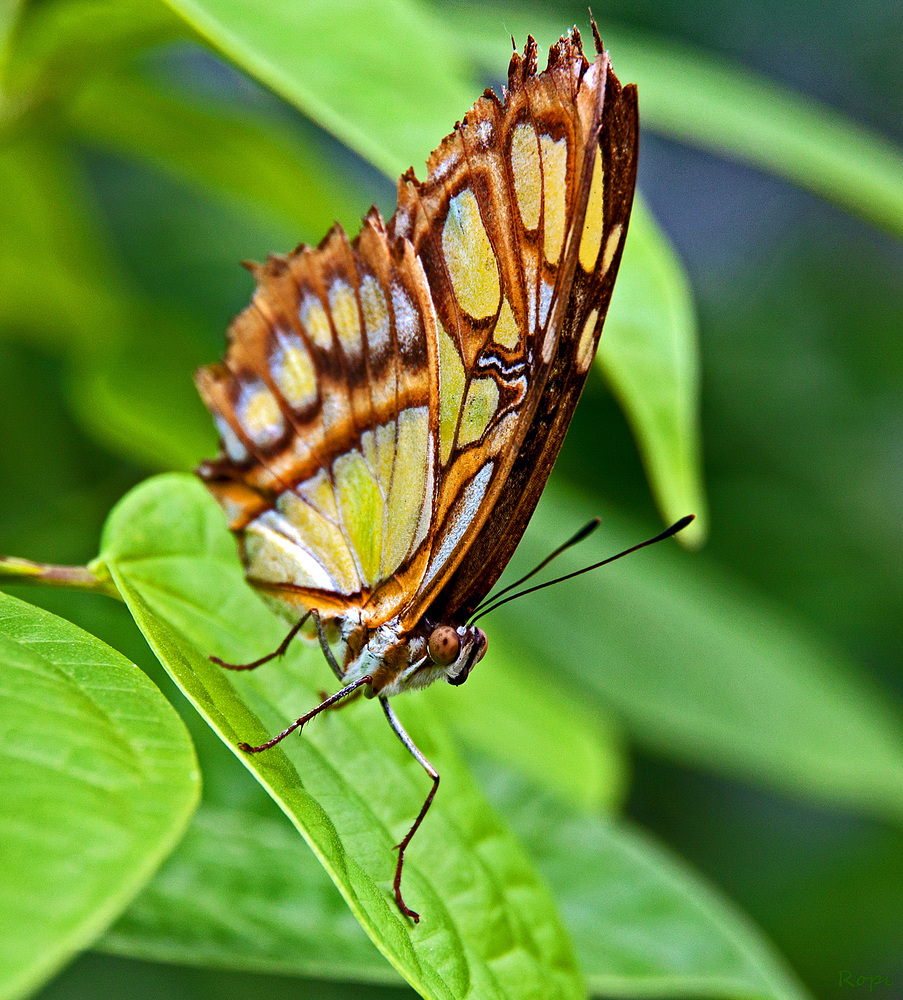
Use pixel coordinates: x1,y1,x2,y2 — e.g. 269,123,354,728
427,624,487,686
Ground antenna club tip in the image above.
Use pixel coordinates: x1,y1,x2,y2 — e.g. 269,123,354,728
662,514,696,540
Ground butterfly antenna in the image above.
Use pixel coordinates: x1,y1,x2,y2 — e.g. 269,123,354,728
471,517,601,615
470,515,695,625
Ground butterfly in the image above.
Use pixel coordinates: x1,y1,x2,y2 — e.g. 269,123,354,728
196,24,639,922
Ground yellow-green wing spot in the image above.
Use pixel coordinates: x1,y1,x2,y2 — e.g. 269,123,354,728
578,146,605,271
271,331,318,410
243,512,337,591
442,188,500,319
577,307,600,373
511,123,541,230
277,490,361,593
300,294,333,349
493,297,520,349
539,134,568,265
298,468,341,520
360,274,391,356
236,380,285,447
438,324,466,464
383,407,432,576
458,377,499,447
328,280,363,356
334,450,385,587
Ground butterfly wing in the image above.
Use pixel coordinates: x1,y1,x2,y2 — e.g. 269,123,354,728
196,26,637,633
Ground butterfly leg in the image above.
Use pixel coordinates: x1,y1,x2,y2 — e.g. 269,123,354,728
239,673,373,754
211,609,315,671
317,686,364,710
379,696,439,924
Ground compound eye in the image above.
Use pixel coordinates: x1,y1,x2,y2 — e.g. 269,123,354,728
428,625,460,666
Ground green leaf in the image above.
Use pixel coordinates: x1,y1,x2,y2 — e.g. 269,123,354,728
0,591,200,1000
65,68,368,241
2,0,183,122
460,11,903,243
495,483,903,822
607,28,903,244
102,803,397,984
67,307,219,472
482,767,811,1000
161,0,478,178
41,950,416,1000
96,473,584,1000
0,0,23,86
599,196,706,543
430,631,628,813
0,136,129,353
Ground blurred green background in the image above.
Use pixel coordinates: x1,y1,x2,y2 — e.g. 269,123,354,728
1,0,903,998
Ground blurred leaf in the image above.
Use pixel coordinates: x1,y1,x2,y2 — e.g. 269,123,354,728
430,633,628,813
0,592,199,1000
460,11,903,243
0,134,218,473
102,803,396,984
161,0,478,178
95,473,585,1000
0,0,22,85
0,135,129,352
483,768,811,1000
67,307,218,472
609,28,903,244
36,950,417,1000
2,0,183,122
494,482,903,823
65,68,367,239
600,196,706,543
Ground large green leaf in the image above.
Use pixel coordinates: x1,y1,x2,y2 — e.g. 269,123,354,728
494,483,903,821
0,592,199,1000
599,197,705,543
37,950,416,1000
161,0,477,178
460,10,903,243
94,473,584,1000
103,734,806,998
103,789,811,1000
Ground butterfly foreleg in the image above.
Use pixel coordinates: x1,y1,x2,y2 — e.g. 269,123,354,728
210,609,315,671
379,696,440,924
238,673,373,754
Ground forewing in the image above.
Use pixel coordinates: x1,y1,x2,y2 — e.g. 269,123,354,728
388,29,637,627
430,49,639,622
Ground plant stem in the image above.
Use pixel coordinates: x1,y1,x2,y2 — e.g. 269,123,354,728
0,555,121,599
